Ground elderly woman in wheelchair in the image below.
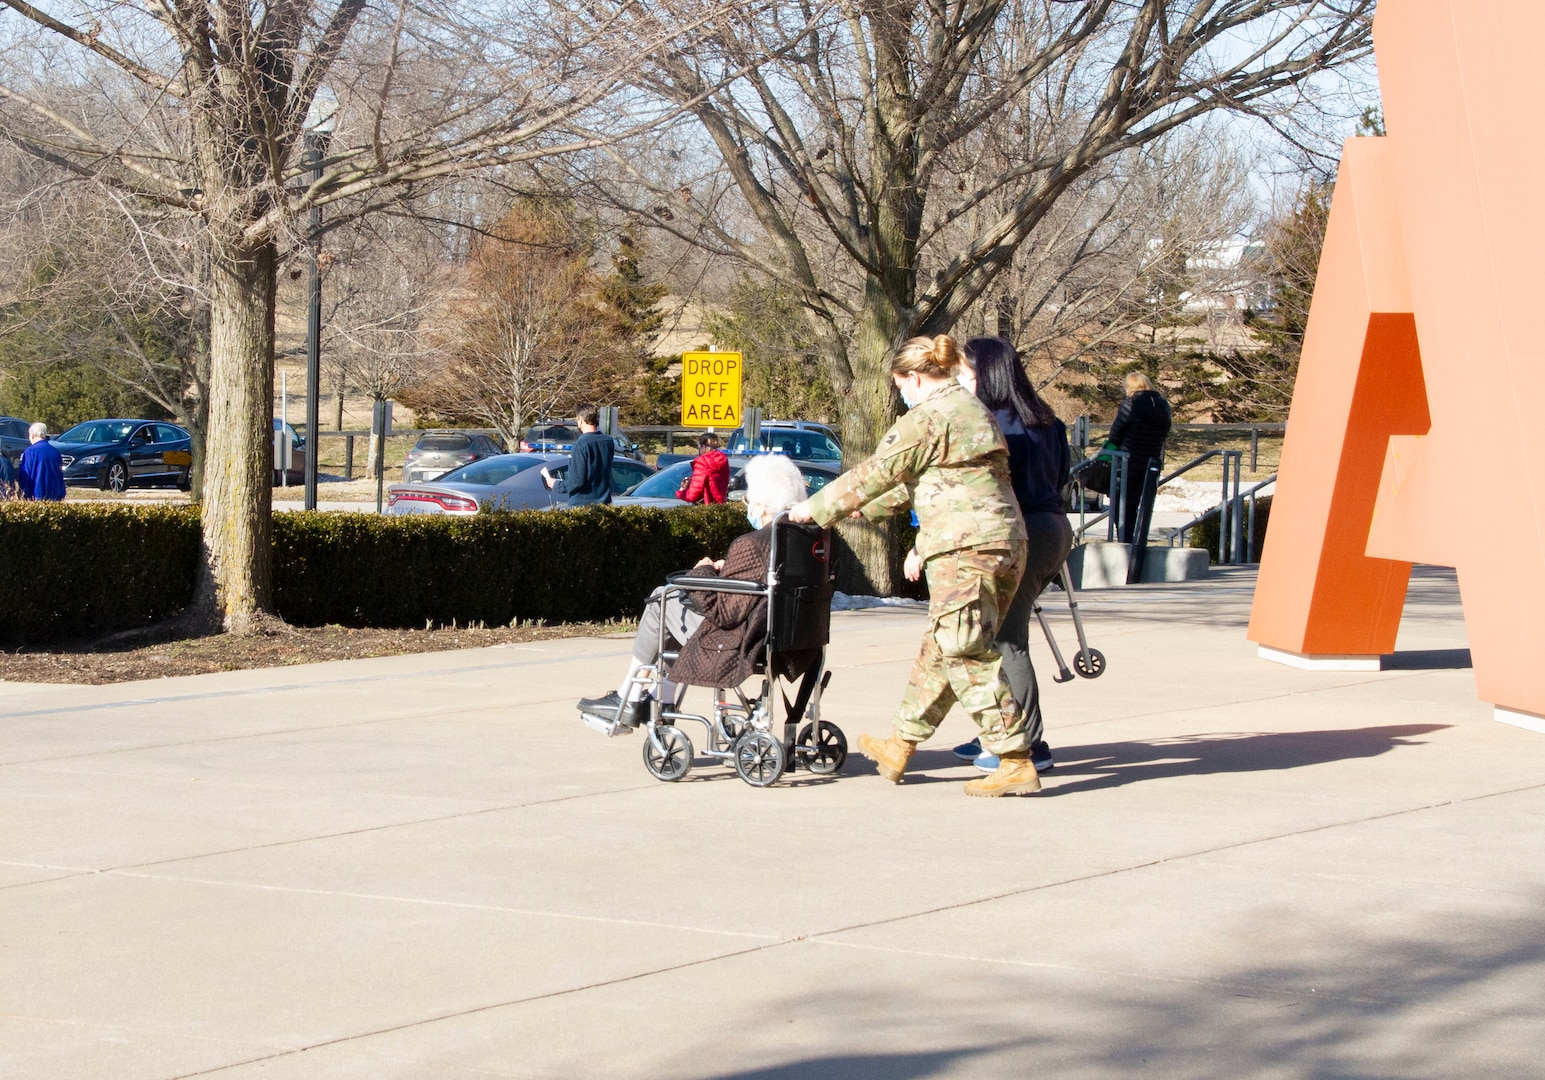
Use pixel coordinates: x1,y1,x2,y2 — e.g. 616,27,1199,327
577,453,846,787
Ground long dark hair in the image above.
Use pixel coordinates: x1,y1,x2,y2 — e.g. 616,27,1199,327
964,336,1057,428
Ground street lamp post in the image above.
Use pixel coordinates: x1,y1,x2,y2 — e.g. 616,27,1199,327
302,97,336,512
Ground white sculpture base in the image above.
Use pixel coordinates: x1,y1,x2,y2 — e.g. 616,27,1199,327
1257,645,1381,672
1494,707,1545,736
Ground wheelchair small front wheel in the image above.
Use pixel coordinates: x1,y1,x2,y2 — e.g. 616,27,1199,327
796,721,848,775
734,731,786,788
1073,648,1106,679
642,725,693,781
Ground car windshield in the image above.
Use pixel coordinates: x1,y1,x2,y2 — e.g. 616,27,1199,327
418,434,472,451
439,455,545,486
525,425,578,444
624,460,692,498
58,421,136,443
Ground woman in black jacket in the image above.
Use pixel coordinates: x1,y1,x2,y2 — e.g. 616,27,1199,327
1107,372,1172,557
951,336,1073,775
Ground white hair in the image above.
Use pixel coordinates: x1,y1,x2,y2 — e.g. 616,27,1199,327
28,422,47,439
742,453,806,514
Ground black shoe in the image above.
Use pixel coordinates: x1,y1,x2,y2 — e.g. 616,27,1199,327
1030,740,1055,774
578,691,623,718
619,694,654,728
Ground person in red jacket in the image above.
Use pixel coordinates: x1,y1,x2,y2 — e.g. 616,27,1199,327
676,433,730,504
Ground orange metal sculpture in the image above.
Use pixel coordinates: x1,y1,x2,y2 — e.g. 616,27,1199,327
1248,0,1545,727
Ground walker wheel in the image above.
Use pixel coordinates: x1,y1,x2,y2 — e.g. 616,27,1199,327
642,725,693,781
796,721,848,775
734,731,786,788
1073,649,1106,679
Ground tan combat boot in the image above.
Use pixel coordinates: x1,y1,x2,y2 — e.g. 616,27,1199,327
859,733,918,784
963,750,1041,797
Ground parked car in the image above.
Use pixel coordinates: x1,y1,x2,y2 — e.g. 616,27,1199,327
385,453,656,516
272,418,307,485
403,430,504,484
0,416,29,468
615,459,840,508
53,419,194,492
518,421,641,460
725,420,843,464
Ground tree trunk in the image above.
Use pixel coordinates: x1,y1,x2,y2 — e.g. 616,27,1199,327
188,241,277,633
835,282,909,596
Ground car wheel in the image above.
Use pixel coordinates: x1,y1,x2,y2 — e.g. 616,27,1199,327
176,469,192,492
105,459,129,494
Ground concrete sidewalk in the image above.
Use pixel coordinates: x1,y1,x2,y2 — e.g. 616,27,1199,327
2,567,1541,1078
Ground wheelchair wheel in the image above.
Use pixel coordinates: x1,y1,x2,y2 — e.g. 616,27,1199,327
733,731,786,788
796,721,847,775
1073,648,1106,679
642,725,693,781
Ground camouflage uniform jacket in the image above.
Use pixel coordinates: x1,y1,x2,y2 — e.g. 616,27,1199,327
807,381,1026,560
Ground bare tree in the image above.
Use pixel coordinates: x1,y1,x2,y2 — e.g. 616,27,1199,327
403,201,622,445
0,0,741,631
591,0,1372,587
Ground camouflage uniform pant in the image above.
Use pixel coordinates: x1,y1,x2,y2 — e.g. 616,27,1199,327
894,541,1029,754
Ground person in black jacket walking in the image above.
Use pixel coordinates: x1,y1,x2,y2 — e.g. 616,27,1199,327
1106,373,1172,578
950,337,1073,776
544,404,614,506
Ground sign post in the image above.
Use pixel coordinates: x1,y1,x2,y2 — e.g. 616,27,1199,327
680,351,743,429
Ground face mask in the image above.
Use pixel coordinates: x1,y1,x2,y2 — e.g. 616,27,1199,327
898,380,921,409
957,370,976,394
747,507,764,529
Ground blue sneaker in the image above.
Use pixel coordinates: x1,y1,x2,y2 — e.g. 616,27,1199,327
1031,740,1055,774
952,739,982,763
973,751,1000,772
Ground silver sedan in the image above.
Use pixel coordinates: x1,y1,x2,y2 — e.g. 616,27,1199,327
385,453,656,515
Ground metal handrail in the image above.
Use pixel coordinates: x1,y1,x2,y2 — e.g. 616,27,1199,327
1163,473,1277,563
1072,448,1225,541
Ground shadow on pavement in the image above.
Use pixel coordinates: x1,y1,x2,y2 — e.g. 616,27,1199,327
1043,723,1448,795
1381,648,1471,670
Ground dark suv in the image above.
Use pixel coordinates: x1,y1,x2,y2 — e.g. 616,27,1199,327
54,419,193,492
726,420,843,464
518,421,641,460
403,430,504,484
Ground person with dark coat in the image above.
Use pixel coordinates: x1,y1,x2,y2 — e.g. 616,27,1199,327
1106,373,1171,573
577,454,808,727
676,432,730,504
0,449,17,498
951,337,1073,777
18,422,66,501
544,404,613,506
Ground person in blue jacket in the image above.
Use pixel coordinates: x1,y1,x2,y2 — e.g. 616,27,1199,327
0,447,16,497
18,422,66,501
951,338,1072,776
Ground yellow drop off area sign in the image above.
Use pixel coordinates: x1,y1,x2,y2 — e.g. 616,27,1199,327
680,351,744,427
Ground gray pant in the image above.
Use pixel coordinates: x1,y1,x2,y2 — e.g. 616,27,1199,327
633,586,704,663
996,511,1075,745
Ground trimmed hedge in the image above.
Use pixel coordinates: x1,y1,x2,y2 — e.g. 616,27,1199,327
273,503,749,628
0,502,202,646
0,501,750,644
1189,494,1272,564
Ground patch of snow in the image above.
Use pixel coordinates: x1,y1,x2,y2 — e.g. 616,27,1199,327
1152,477,1273,515
831,592,926,611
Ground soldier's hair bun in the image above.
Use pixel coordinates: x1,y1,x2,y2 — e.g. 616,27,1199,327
891,334,963,378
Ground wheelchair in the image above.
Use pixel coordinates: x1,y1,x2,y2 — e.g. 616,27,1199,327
588,514,846,788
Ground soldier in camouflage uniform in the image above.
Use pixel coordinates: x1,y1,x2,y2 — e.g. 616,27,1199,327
790,335,1040,796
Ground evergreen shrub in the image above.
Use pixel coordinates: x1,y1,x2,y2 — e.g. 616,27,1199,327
1190,494,1272,563
0,502,201,646
0,502,751,643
